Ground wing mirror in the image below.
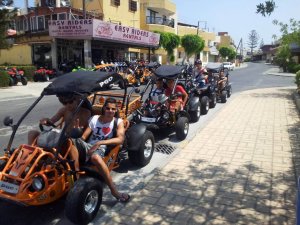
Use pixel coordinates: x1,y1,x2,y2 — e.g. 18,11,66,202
3,116,13,127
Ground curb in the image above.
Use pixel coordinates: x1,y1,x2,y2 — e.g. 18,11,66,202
266,72,295,77
293,91,300,113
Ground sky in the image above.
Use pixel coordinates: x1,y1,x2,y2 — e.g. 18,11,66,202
172,0,300,49
12,0,300,49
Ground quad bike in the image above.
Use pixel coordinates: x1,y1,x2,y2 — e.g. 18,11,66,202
33,67,57,82
0,71,154,224
205,63,232,103
132,65,191,141
183,67,218,120
6,67,27,86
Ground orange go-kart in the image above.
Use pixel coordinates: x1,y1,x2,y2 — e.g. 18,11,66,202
0,71,154,224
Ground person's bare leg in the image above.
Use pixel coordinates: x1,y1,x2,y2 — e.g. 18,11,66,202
28,130,40,145
90,154,121,198
69,146,80,178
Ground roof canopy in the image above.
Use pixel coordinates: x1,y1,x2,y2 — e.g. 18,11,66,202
43,71,123,95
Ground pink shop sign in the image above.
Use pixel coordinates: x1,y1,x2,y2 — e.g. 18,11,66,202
48,19,93,38
93,20,160,47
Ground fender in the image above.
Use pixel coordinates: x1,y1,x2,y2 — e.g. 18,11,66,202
177,111,190,120
126,124,147,151
188,96,200,111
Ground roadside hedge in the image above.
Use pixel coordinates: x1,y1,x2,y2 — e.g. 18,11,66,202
0,70,10,87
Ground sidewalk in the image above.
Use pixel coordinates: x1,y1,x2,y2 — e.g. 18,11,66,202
96,86,298,225
0,81,50,101
264,66,296,77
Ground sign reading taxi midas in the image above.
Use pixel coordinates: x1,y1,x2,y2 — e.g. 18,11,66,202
93,20,160,47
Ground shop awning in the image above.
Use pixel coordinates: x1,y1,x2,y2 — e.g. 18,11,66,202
48,19,160,49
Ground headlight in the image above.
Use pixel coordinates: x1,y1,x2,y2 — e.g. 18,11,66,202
162,112,170,120
32,176,45,191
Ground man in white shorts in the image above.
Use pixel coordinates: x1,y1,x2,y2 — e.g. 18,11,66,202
75,98,130,202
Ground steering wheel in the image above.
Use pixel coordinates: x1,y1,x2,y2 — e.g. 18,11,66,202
39,120,56,132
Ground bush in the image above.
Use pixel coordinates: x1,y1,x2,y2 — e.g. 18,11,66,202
0,70,10,87
291,64,300,73
295,70,300,88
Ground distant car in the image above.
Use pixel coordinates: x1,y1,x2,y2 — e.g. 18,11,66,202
223,62,234,71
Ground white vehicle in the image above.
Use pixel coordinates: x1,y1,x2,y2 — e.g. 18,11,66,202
223,62,234,71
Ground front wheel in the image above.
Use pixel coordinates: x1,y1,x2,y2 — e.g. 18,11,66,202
128,130,155,167
227,86,232,98
21,77,28,85
175,117,189,141
8,77,14,86
209,93,217,108
65,177,103,225
201,96,209,115
221,90,227,103
189,101,201,123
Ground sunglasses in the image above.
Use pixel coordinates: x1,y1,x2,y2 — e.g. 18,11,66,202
105,106,117,111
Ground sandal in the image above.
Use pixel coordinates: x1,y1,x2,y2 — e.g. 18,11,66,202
114,193,131,203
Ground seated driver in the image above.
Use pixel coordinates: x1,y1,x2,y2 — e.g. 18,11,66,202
165,79,188,112
218,69,228,91
150,78,164,97
28,93,92,174
74,97,130,202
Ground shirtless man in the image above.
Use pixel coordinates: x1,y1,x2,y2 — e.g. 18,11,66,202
28,93,91,172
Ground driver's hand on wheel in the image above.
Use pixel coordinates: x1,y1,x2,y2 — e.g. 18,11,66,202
39,118,52,125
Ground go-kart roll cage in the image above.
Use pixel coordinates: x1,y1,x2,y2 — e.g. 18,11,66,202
5,71,127,160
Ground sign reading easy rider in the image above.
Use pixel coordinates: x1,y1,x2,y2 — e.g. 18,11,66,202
48,19,93,37
48,19,160,47
93,20,160,47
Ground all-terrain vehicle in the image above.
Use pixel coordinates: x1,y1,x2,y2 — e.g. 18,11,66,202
132,65,191,141
206,62,232,103
0,71,154,224
6,67,28,86
183,65,218,120
33,67,57,82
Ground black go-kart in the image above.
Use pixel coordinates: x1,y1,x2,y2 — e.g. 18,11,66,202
132,65,192,141
206,62,232,103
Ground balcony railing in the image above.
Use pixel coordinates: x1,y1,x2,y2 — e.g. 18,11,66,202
146,16,174,28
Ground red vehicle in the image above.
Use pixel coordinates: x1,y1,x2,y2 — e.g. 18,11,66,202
6,67,27,86
33,67,57,82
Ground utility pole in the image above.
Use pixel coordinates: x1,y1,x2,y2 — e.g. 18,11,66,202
83,0,86,19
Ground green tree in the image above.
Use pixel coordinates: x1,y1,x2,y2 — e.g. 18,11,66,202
273,18,300,46
256,0,276,17
219,46,236,61
0,1,17,49
274,44,291,72
155,31,180,64
247,30,260,56
181,34,204,63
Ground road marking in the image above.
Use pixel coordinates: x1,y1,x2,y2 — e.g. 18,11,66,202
0,96,36,103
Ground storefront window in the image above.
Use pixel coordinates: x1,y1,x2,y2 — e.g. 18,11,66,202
58,13,66,20
52,14,57,20
37,16,45,30
33,44,52,68
30,17,37,31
